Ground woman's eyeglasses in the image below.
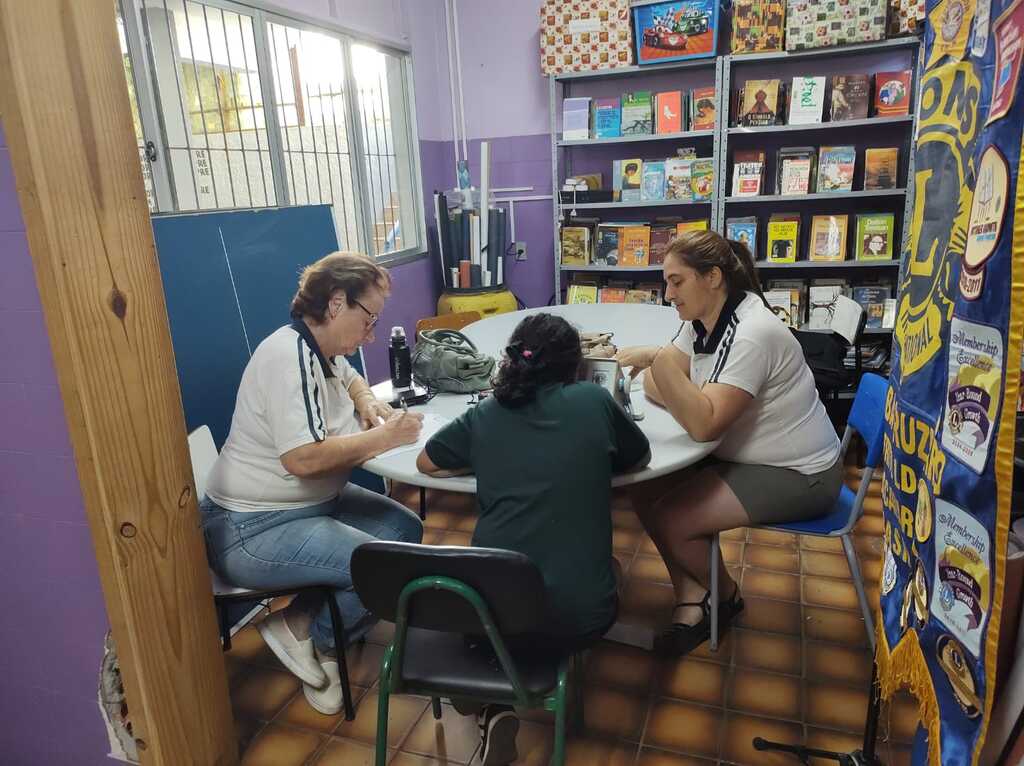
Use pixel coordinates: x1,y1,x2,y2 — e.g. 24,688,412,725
353,299,379,330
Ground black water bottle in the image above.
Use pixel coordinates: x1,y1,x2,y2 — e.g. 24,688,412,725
389,326,412,391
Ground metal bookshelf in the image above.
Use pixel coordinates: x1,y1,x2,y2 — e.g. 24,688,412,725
549,56,723,303
549,36,922,308
717,38,922,282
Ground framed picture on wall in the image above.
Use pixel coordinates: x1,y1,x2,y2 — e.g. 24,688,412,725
632,0,720,65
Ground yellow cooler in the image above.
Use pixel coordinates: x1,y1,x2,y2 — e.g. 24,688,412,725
437,287,517,319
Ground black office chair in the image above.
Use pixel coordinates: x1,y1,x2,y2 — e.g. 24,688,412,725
351,541,592,766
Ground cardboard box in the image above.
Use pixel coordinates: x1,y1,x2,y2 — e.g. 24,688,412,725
785,0,887,51
540,0,635,76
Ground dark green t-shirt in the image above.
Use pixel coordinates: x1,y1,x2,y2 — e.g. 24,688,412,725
424,382,650,637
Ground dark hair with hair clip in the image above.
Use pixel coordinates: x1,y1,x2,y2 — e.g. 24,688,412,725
665,230,768,306
492,313,582,408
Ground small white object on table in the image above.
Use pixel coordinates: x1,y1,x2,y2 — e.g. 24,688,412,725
362,303,717,491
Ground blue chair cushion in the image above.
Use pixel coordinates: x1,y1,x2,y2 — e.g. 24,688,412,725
765,484,855,537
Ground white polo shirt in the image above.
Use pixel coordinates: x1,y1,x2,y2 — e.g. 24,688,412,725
205,321,364,512
673,291,840,474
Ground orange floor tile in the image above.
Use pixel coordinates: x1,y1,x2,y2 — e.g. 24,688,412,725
226,466,920,765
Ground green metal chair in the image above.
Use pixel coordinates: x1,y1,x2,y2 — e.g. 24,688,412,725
351,541,590,766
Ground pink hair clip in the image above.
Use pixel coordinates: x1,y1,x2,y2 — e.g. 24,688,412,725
522,349,533,359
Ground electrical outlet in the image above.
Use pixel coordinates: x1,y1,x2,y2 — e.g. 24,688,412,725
514,242,527,261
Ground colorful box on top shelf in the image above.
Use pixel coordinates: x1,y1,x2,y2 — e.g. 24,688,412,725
784,0,887,51
540,0,635,75
731,0,786,53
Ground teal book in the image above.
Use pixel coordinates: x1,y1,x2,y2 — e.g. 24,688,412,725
594,97,622,138
641,161,666,201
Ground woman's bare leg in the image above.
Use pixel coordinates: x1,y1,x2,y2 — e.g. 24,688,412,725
631,469,749,625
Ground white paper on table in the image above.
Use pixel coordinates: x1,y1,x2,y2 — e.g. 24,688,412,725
374,413,452,460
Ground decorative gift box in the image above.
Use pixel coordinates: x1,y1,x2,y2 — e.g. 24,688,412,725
887,0,925,36
540,0,635,75
785,0,888,51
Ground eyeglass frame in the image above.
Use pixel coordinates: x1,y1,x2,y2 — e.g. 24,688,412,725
352,298,380,331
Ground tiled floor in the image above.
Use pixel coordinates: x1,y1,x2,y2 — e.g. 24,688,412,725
226,466,920,765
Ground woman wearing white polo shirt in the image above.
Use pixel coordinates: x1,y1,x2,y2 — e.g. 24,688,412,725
201,252,424,713
617,230,842,657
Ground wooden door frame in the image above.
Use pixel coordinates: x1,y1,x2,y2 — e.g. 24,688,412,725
0,3,236,763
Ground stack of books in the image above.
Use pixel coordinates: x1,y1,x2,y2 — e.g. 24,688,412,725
729,70,912,127
561,86,719,140
727,145,899,196
614,155,715,203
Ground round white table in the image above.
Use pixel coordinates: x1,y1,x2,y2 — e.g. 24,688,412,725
362,303,717,491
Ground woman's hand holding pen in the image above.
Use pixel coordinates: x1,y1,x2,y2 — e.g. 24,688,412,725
381,405,423,447
615,345,662,378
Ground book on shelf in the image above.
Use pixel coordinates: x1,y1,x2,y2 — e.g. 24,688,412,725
726,216,759,260
864,148,899,190
740,79,781,127
817,146,856,193
788,76,827,124
621,91,653,135
677,219,710,238
641,161,667,201
855,213,896,260
612,160,622,201
690,158,715,201
873,70,912,116
776,147,816,195
732,149,766,196
595,225,621,266
808,282,846,330
620,159,643,202
829,75,871,121
665,157,693,200
619,225,651,266
656,91,684,133
649,225,675,265
636,281,665,304
852,285,891,329
767,213,800,262
690,87,717,130
560,226,590,265
882,298,896,329
567,284,598,304
562,97,591,140
622,289,651,304
593,97,622,139
731,0,785,53
765,289,798,326
766,278,808,326
599,287,627,303
809,214,849,261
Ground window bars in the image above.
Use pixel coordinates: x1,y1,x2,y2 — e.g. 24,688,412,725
118,0,423,259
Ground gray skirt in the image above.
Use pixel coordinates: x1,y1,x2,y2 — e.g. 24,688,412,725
704,455,844,525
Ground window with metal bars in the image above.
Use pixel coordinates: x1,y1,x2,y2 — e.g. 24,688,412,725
117,0,424,261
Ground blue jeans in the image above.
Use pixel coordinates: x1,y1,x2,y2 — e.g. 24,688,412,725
201,484,423,651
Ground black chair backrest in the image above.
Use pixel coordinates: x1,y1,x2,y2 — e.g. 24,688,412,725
351,542,549,636
792,329,850,389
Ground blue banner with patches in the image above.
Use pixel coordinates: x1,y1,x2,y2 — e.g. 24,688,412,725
877,0,1024,763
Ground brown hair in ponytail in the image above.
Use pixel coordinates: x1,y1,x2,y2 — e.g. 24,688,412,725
664,230,768,306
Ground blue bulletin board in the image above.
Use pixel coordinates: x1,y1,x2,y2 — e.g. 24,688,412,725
152,205,384,493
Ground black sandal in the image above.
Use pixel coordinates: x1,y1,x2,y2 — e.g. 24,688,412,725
653,593,712,657
653,587,746,657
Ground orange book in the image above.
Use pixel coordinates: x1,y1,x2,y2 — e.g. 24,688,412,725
656,91,683,134
599,287,627,303
619,226,651,266
676,219,710,237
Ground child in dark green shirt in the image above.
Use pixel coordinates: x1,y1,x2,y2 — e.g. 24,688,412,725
416,313,650,766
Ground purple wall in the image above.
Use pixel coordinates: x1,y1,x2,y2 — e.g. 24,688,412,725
0,121,112,764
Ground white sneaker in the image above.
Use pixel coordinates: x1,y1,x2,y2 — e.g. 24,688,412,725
303,648,343,715
256,611,327,688
479,706,519,765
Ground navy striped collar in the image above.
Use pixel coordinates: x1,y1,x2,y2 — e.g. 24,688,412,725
290,319,336,378
693,292,746,355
